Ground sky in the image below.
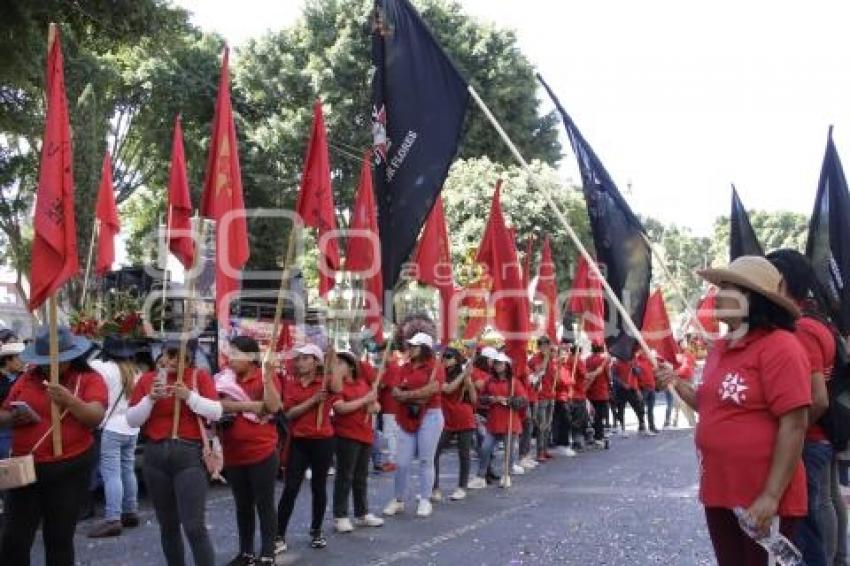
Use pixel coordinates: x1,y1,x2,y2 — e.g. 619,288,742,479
172,0,850,236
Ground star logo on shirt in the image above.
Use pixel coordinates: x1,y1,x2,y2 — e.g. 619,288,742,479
718,372,748,405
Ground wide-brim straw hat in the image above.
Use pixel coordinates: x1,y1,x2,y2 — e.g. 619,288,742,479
698,256,801,319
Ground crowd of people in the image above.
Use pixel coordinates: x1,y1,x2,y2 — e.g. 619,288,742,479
0,250,847,566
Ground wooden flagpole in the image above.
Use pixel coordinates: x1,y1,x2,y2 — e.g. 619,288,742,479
172,213,205,438
467,86,661,370
80,218,100,310
502,371,515,488
161,208,173,335
365,331,394,423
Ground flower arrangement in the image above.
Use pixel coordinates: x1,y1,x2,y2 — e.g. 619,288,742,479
70,291,146,339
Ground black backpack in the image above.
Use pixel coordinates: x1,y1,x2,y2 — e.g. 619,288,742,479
807,315,850,452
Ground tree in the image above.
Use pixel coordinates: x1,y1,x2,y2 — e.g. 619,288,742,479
0,0,220,307
233,0,563,271
710,210,808,265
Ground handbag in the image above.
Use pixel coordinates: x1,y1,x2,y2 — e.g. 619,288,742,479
190,369,226,483
0,379,82,490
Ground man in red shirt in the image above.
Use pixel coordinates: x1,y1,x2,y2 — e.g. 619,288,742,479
585,342,611,445
528,336,556,462
635,348,659,434
611,349,648,436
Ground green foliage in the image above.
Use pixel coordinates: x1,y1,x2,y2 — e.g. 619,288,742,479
709,209,809,265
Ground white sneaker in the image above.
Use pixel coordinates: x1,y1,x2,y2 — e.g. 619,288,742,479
383,499,404,516
328,466,336,476
334,517,354,533
467,477,487,490
449,488,467,501
640,429,657,437
430,488,443,503
520,457,537,470
564,447,577,457
354,514,384,528
416,498,433,517
511,464,525,475
305,468,312,480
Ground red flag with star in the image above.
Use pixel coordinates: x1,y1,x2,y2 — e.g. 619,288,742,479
200,47,250,328
347,152,383,338
29,27,79,311
413,196,455,343
296,99,340,297
167,115,195,268
94,152,119,276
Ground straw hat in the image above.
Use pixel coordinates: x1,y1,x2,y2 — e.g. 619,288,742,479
22,326,93,365
698,256,800,318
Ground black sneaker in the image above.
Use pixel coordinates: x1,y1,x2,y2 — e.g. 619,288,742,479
310,530,327,549
274,536,287,556
226,552,256,566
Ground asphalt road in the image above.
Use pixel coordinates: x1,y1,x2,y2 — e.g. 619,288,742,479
25,407,719,566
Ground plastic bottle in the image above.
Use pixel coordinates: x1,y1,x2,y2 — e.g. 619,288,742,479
733,507,803,566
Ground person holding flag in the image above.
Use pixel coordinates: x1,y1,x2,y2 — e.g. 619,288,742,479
528,336,556,462
585,342,612,445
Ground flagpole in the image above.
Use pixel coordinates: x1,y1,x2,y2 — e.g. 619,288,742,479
161,208,173,335
80,218,100,310
467,85,660,368
640,233,711,342
172,213,204,438
263,223,301,369
48,295,62,455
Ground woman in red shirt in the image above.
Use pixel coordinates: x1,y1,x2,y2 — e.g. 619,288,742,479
126,339,222,566
382,333,445,519
584,342,612,444
275,343,341,552
473,352,527,487
433,347,478,502
0,326,106,566
216,336,282,566
656,256,811,566
664,341,695,429
331,351,383,533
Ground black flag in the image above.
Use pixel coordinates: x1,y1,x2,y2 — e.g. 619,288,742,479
729,184,763,260
806,126,850,334
371,0,469,293
537,74,651,360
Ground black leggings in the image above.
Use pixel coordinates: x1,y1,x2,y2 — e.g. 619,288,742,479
226,452,279,558
277,437,334,536
591,400,609,440
0,448,94,566
614,387,645,430
144,439,215,566
552,401,571,446
434,429,473,490
333,437,371,519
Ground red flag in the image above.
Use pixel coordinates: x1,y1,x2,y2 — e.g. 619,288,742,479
695,286,719,335
296,99,340,297
200,47,250,328
29,28,78,311
522,236,534,291
347,153,383,338
413,197,455,343
94,152,119,276
275,321,293,354
642,289,679,364
461,275,491,340
475,181,530,371
567,255,606,342
536,235,558,341
167,115,194,268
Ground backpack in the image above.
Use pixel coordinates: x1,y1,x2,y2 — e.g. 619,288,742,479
807,314,850,451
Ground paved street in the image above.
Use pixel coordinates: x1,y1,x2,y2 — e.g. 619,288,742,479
25,406,723,566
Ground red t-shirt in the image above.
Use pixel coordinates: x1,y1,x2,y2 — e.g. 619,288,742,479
571,358,588,401
333,378,374,445
283,374,336,439
378,362,401,416
695,328,811,516
441,368,476,432
219,368,282,467
635,355,656,390
4,369,107,463
528,352,555,401
795,316,836,443
555,363,574,402
129,367,217,442
676,352,696,381
585,354,611,401
483,376,523,434
612,359,638,390
395,359,445,410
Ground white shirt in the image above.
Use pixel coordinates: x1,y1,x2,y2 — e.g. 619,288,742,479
90,360,140,436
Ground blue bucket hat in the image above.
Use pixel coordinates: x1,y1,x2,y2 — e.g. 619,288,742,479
22,326,93,366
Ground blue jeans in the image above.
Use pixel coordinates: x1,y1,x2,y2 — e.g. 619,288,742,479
100,430,139,521
477,432,518,477
795,440,835,566
394,409,444,500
